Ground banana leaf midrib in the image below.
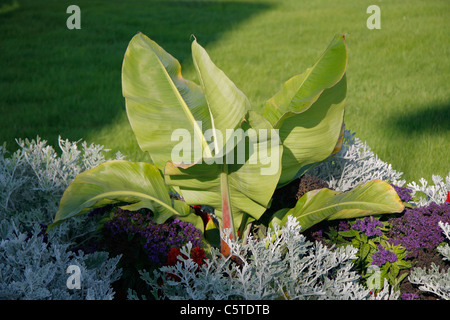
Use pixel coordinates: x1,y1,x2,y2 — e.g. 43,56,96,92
78,190,183,216
153,51,213,159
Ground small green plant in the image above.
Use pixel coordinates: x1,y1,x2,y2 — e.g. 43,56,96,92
336,217,411,292
368,241,411,292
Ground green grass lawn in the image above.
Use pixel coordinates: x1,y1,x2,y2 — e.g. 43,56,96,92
0,0,448,184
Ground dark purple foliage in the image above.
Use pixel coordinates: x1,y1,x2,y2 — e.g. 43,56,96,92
371,244,398,267
388,202,450,257
104,209,203,264
352,216,383,237
390,184,413,203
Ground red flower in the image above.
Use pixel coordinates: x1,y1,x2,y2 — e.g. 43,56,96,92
167,247,182,266
446,191,450,203
166,247,185,281
191,246,206,268
167,246,206,267
165,246,207,281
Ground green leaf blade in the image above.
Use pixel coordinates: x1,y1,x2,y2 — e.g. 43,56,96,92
122,33,212,169
50,160,191,228
263,34,347,127
277,74,347,186
273,179,404,231
191,39,251,155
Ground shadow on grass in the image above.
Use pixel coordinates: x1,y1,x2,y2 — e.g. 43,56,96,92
387,101,450,135
0,0,272,151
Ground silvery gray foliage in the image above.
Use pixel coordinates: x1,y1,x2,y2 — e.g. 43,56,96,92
437,221,450,262
0,136,124,221
0,136,125,242
408,222,450,300
0,136,124,300
406,174,450,206
0,218,122,300
310,129,405,191
133,216,399,300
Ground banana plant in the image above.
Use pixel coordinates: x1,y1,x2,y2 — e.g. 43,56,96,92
120,32,401,255
50,32,404,259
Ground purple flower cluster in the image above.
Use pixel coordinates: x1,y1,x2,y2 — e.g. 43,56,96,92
338,220,351,232
371,244,398,267
390,184,413,203
104,209,203,264
388,202,450,257
352,217,383,237
400,292,419,300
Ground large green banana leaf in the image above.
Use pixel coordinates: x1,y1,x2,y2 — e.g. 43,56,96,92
262,35,347,186
263,34,347,128
278,75,347,185
122,32,211,168
191,37,251,155
270,179,405,231
122,33,281,252
49,160,203,231
122,33,249,169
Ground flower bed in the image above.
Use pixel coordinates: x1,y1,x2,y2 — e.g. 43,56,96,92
1,33,449,301
1,133,449,300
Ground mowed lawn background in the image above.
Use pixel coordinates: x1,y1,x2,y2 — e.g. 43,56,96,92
0,0,448,184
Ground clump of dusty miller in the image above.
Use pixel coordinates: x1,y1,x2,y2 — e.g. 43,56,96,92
1,136,124,220
0,136,123,300
0,219,121,300
408,221,450,300
310,130,405,191
406,175,450,207
131,216,399,300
